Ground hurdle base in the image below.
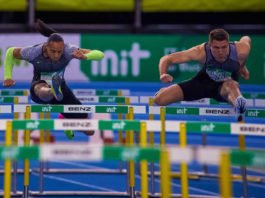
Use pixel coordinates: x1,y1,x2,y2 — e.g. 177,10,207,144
0,169,32,174
0,191,24,197
147,193,219,198
32,168,127,174
0,191,220,198
153,171,265,182
29,190,130,197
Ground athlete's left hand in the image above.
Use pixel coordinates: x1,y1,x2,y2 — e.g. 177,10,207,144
72,49,86,59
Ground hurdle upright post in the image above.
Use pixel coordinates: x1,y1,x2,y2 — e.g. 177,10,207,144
238,118,249,198
126,106,136,197
160,107,166,145
23,106,31,198
118,91,126,171
148,97,156,194
44,112,51,170
4,121,13,198
219,152,232,198
179,123,189,198
140,122,148,198
160,147,171,198
39,112,45,193
12,97,19,194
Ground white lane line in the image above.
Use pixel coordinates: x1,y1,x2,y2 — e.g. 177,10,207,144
134,175,219,196
248,182,265,190
54,161,219,196
31,172,120,192
51,160,113,171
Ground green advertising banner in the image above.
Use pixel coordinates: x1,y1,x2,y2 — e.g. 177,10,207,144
81,34,265,84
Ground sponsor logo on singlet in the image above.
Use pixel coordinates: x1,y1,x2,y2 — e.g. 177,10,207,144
40,70,64,86
206,67,232,82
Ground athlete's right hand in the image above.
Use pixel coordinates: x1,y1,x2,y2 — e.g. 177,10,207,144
3,79,16,87
160,74,173,83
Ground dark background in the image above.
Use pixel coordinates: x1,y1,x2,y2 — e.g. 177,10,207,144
0,10,264,34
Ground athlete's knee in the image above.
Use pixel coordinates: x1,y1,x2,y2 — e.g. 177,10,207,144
34,83,53,101
33,83,49,95
154,90,168,106
221,80,239,93
224,79,239,89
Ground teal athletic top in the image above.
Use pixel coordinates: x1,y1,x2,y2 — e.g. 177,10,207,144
203,42,240,82
20,43,78,84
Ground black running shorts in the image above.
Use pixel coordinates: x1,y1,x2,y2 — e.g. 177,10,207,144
178,71,227,102
30,80,88,119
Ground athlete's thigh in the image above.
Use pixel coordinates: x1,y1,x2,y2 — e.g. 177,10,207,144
30,80,51,104
57,82,88,119
178,79,206,101
155,84,184,105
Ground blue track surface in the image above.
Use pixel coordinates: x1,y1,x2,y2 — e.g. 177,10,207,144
0,82,265,198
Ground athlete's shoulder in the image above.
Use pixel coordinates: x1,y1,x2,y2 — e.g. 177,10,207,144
235,40,251,59
64,43,79,51
191,43,206,62
21,43,43,61
63,43,79,59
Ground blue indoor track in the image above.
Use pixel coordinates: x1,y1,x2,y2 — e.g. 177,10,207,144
0,82,265,198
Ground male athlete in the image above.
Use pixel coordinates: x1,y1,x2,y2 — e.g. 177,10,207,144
154,28,251,121
3,21,104,138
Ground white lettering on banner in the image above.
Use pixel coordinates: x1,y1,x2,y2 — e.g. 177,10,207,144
62,121,91,128
103,91,111,95
112,121,126,130
1,148,19,159
253,155,265,166
92,43,150,77
41,144,102,161
201,123,215,132
231,124,265,136
55,120,98,130
42,106,52,112
247,110,260,117
74,90,95,95
200,108,232,116
6,90,16,95
26,121,40,129
107,97,115,102
77,97,97,103
121,148,139,160
68,106,92,112
106,107,117,113
239,126,265,133
206,109,230,114
179,63,201,72
176,108,187,114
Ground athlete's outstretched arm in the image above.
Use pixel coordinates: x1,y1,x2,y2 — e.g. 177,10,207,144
3,48,22,87
159,44,204,83
237,36,251,80
239,36,251,47
72,48,104,61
